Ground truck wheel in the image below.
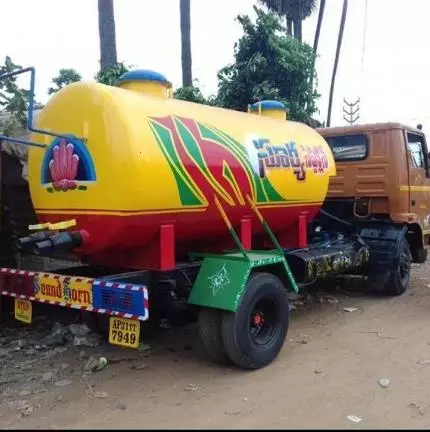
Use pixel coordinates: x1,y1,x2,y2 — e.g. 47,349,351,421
221,272,290,370
411,247,428,264
383,235,412,296
198,308,231,365
80,311,109,335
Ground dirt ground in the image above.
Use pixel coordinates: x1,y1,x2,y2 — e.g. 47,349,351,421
1,262,430,429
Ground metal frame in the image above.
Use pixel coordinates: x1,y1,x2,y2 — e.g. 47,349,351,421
0,67,84,149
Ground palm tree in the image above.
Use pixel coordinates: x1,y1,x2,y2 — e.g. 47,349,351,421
309,0,325,92
313,0,325,53
259,0,317,42
326,0,348,127
180,0,192,87
98,0,118,70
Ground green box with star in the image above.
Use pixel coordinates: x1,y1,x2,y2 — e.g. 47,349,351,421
187,251,289,312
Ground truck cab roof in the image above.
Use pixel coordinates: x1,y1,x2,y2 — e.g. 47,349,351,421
317,122,423,136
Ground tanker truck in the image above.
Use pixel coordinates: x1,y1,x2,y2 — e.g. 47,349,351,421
0,67,416,370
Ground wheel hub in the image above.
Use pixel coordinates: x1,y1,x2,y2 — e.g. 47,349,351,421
252,312,264,327
249,298,279,345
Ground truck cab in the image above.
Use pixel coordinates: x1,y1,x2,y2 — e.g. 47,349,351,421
317,122,430,263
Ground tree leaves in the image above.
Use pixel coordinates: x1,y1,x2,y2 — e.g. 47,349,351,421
216,7,319,123
48,69,82,95
259,0,318,21
175,8,320,124
174,86,208,105
0,56,29,135
95,62,131,86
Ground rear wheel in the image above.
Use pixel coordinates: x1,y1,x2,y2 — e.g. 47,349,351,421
80,310,109,334
221,272,290,370
198,308,231,365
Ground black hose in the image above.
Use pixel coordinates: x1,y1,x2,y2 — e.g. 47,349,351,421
16,230,55,252
33,231,84,256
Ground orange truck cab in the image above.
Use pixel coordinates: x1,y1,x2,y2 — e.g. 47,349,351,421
318,122,430,263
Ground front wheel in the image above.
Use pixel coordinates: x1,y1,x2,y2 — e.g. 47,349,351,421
383,234,412,296
411,246,428,264
221,272,290,370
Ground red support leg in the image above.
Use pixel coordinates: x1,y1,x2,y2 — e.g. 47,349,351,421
240,218,252,250
160,224,175,270
298,213,308,248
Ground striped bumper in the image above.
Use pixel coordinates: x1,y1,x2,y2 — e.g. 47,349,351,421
0,267,149,321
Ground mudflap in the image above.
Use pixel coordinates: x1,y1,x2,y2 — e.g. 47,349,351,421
187,251,291,312
359,223,408,288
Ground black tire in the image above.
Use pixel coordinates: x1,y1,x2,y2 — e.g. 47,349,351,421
80,310,109,335
198,308,231,365
221,272,290,370
383,234,412,296
97,314,110,334
411,247,428,264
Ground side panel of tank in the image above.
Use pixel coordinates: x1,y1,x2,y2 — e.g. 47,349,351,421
144,110,335,210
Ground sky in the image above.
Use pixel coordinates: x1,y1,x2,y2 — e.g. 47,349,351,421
1,0,430,129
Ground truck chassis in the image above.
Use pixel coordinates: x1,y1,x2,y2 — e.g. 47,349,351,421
0,206,411,369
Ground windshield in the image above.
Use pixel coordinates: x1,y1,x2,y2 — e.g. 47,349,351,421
324,134,368,161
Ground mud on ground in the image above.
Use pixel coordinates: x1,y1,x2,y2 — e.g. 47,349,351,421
1,262,430,429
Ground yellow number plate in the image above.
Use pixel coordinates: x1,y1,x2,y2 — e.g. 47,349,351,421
108,317,140,349
14,298,32,324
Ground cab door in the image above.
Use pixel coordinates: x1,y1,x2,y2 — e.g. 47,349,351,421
406,131,430,230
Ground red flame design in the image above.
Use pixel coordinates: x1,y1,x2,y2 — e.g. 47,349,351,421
153,116,253,207
48,139,79,190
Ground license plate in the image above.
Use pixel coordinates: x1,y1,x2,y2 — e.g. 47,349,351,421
14,298,32,324
108,317,140,348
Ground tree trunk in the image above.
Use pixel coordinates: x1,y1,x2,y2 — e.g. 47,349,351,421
313,0,326,53
180,0,193,87
326,0,348,127
309,0,326,92
293,19,302,42
98,0,118,70
286,18,293,36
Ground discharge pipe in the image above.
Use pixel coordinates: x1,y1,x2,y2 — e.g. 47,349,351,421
33,231,85,256
16,231,57,253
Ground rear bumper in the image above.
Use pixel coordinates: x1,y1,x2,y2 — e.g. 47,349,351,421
0,267,149,321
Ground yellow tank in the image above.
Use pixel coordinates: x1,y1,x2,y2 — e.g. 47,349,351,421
27,69,335,268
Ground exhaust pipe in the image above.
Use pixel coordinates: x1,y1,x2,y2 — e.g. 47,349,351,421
33,231,85,256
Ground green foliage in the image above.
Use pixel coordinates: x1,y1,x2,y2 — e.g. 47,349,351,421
260,0,317,21
175,86,206,104
259,0,317,40
215,7,319,123
95,62,130,86
48,68,82,95
0,56,30,135
174,85,217,106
